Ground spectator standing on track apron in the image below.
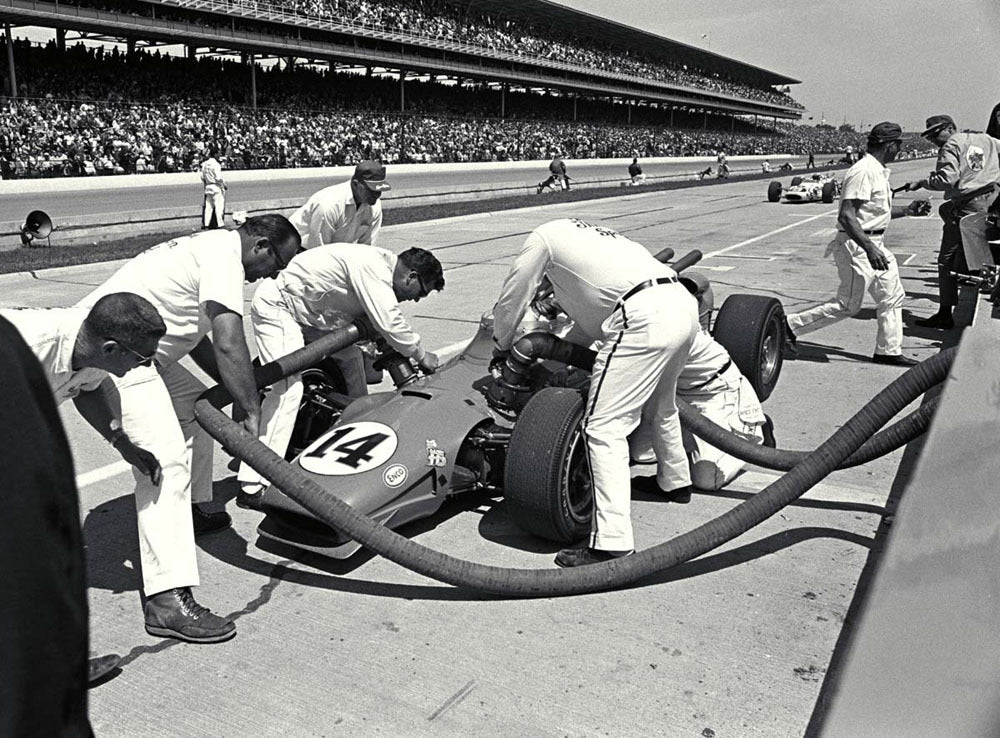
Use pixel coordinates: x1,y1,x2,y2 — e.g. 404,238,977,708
200,150,227,230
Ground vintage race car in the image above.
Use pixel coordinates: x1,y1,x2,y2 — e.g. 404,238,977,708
768,174,840,204
256,262,787,560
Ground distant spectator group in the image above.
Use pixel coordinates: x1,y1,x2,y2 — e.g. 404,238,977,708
0,39,933,179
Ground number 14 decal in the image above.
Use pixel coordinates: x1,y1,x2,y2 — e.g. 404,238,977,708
299,421,399,477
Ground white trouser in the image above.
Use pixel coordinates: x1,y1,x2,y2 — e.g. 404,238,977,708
585,283,699,552
113,362,211,595
960,212,994,271
203,191,225,228
631,372,764,491
630,173,646,185
786,233,904,356
238,286,305,489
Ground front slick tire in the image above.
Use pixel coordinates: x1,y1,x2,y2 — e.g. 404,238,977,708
504,388,592,543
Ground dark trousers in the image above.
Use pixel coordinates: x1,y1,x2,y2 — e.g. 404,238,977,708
937,192,996,308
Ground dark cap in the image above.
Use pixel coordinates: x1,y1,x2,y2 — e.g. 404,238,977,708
867,121,903,144
921,115,955,137
352,160,391,192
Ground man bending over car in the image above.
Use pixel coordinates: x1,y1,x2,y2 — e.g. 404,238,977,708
236,245,445,510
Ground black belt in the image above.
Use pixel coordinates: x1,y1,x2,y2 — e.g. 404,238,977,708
837,228,885,236
687,358,733,391
619,276,677,304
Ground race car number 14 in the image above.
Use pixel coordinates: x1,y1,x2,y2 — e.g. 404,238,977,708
299,421,399,476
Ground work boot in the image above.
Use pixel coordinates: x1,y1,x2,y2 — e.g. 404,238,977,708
872,353,920,367
554,547,634,568
144,588,236,644
87,654,121,686
632,476,693,503
192,504,231,536
783,318,800,358
913,312,954,329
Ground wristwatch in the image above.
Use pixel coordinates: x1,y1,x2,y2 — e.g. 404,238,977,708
108,418,127,447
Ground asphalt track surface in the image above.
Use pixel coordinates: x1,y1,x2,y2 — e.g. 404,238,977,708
0,159,951,736
0,155,816,224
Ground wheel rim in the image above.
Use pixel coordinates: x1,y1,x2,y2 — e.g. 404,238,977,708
759,313,782,387
561,424,593,524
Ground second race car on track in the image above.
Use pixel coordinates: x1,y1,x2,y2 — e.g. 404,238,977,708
768,174,841,204
253,253,789,560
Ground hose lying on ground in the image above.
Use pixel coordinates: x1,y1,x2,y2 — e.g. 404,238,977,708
195,336,956,597
678,394,941,471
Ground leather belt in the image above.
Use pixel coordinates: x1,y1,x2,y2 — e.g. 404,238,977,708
837,228,885,236
619,276,677,304
687,358,733,391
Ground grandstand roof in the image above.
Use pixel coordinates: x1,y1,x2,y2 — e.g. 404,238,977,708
452,0,800,88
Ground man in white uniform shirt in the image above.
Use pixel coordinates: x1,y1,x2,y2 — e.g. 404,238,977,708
236,245,444,508
785,122,928,366
290,160,390,250
493,218,700,567
2,293,166,683
200,149,227,230
77,214,301,643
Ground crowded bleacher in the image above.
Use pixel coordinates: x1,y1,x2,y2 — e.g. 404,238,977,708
0,39,932,179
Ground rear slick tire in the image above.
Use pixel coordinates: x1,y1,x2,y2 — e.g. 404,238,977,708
767,181,782,202
504,388,592,543
712,294,786,401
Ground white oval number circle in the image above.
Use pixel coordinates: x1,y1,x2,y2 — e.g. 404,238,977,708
298,421,398,476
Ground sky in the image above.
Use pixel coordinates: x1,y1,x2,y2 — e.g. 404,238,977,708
551,0,1000,133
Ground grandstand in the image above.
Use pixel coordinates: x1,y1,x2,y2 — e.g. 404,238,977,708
1,0,907,179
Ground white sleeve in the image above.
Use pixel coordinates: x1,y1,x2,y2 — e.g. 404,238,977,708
492,232,550,352
316,200,346,247
367,204,382,246
349,260,424,360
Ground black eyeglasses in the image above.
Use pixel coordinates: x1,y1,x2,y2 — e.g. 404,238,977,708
416,273,429,297
270,245,291,271
116,340,156,366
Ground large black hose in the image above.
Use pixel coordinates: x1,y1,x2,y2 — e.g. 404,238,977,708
195,343,955,596
678,394,941,471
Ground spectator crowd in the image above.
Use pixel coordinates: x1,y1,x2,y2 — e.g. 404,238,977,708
1,40,932,179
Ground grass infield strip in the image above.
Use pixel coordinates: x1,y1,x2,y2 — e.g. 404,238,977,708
0,164,845,275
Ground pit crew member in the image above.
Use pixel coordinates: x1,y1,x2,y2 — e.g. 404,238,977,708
785,122,927,367
492,218,699,568
290,160,390,250
236,245,444,509
630,329,768,492
200,149,227,230
1,294,167,685
76,215,300,644
903,115,1000,329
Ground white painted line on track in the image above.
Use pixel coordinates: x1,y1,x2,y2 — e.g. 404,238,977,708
77,460,131,489
715,254,775,261
704,209,837,259
691,265,736,272
901,254,916,266
809,228,837,237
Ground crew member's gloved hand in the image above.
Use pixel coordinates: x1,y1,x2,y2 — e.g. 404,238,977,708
489,349,509,378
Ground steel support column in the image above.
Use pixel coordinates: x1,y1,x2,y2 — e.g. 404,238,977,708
4,25,15,99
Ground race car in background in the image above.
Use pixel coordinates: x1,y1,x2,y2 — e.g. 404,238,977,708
767,174,841,204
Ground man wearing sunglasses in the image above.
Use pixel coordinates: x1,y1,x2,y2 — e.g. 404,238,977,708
76,214,300,644
1,292,166,686
235,244,444,510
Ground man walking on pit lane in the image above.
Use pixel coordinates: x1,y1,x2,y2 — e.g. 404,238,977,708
200,148,228,230
492,218,699,567
291,160,390,250
76,215,301,644
902,115,1000,329
784,122,929,367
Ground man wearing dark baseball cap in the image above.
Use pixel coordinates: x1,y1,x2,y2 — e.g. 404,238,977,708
785,120,930,367
904,115,1000,329
289,159,391,250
